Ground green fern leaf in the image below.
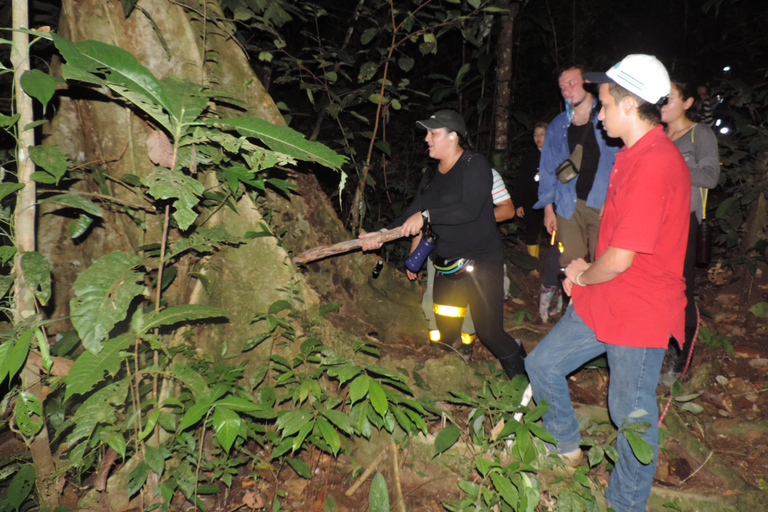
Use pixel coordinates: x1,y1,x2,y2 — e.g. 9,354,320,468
69,251,144,354
65,334,134,400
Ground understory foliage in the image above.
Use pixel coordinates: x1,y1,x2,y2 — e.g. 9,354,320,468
0,31,654,512
8,3,764,509
253,0,515,234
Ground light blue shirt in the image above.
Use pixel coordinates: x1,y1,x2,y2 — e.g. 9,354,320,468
533,101,621,219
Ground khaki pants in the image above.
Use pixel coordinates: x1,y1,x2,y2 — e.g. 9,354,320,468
556,199,601,268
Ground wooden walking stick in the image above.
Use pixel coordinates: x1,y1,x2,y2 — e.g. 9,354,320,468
292,229,404,265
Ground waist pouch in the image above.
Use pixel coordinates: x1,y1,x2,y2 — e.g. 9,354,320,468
434,255,475,276
556,111,595,184
555,144,583,183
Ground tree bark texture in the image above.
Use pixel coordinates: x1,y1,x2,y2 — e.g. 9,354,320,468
492,1,517,172
41,0,423,350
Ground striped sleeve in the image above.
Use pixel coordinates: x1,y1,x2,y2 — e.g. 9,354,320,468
491,169,511,204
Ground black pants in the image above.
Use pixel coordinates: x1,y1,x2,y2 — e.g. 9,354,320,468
521,207,544,246
433,256,519,360
669,212,698,371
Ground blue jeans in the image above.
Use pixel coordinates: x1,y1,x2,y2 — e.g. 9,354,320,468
525,305,665,512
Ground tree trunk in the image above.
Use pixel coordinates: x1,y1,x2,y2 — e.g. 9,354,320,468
492,1,518,173
41,0,423,351
12,0,59,508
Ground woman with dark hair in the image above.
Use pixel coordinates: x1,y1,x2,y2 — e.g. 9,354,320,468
513,122,548,259
360,110,526,379
660,80,720,380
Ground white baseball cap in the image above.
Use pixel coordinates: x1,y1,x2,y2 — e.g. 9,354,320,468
584,54,671,104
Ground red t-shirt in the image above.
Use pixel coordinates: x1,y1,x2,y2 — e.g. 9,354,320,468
572,126,690,348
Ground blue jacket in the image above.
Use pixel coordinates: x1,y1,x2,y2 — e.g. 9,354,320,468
533,102,621,219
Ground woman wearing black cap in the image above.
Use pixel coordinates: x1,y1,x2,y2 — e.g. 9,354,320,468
360,110,526,379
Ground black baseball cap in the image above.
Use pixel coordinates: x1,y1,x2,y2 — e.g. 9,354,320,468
416,110,468,139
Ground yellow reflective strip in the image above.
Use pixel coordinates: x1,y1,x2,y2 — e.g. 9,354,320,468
558,242,564,253
460,332,475,345
433,304,467,318
429,330,441,342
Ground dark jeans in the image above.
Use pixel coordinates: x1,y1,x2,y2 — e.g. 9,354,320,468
433,255,519,360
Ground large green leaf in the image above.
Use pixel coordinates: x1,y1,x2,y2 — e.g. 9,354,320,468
0,341,11,386
139,304,227,334
65,334,134,400
42,193,104,217
0,183,24,203
15,392,43,437
213,406,241,453
69,214,94,239
178,401,212,432
433,424,461,457
623,430,653,465
143,167,204,230
51,34,173,132
349,374,369,404
276,409,314,438
29,145,67,185
367,379,388,416
3,465,35,512
368,473,389,512
69,251,144,353
127,461,149,498
20,69,62,113
490,472,519,508
1,330,32,386
169,363,211,403
321,409,354,435
214,396,276,420
212,117,347,170
287,457,311,478
160,75,211,128
67,380,128,449
144,445,165,476
20,251,51,306
316,417,341,456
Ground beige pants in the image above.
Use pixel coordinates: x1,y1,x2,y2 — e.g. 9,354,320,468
556,199,601,268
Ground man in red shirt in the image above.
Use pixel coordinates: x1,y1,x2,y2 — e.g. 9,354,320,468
525,54,690,512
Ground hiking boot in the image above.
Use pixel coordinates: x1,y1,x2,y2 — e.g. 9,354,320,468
547,446,583,467
498,340,526,379
558,448,583,467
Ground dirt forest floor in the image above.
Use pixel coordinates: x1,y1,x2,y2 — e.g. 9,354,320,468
54,245,768,512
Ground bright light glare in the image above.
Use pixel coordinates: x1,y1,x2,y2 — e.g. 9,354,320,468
715,119,722,127
719,127,730,135
434,305,466,318
723,66,731,72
